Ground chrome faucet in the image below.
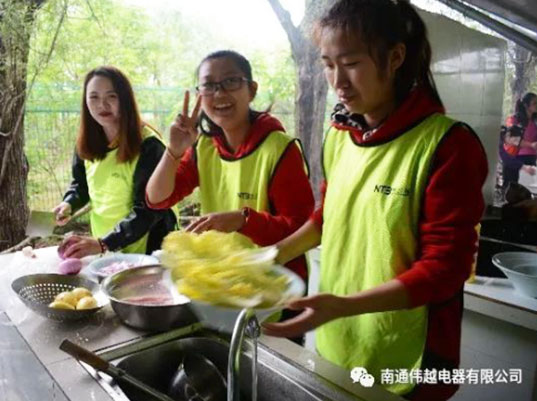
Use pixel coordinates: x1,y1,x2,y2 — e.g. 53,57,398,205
227,308,260,401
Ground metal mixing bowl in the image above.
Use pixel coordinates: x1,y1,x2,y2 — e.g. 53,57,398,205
11,274,105,321
101,265,197,331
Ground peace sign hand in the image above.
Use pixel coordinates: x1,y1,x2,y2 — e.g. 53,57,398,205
168,90,202,159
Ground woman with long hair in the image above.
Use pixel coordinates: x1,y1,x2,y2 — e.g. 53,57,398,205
502,92,537,186
53,66,176,258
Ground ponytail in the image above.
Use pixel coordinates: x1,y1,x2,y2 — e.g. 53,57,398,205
314,0,442,106
395,0,442,105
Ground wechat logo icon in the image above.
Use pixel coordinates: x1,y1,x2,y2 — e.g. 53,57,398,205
350,367,375,388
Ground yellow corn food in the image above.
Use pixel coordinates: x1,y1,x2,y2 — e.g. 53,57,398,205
161,230,288,308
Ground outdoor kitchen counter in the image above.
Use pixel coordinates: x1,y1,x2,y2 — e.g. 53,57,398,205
454,276,537,401
464,276,537,331
0,246,155,401
0,246,403,401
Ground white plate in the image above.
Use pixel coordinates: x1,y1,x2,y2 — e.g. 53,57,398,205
87,253,159,279
169,264,306,333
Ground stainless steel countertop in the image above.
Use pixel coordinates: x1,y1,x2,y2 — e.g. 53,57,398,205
0,246,403,401
0,312,68,401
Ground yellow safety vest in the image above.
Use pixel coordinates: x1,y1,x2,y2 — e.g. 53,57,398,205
318,113,457,395
196,131,299,215
85,126,161,254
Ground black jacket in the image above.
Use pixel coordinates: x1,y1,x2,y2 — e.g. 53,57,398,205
63,136,176,254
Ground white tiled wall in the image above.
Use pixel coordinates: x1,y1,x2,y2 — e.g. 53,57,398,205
422,9,506,205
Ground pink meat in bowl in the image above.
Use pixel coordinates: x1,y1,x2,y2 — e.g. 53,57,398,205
120,280,176,306
101,265,196,331
99,261,136,276
87,253,159,279
122,294,176,306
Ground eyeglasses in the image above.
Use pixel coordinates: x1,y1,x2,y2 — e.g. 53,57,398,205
196,77,250,96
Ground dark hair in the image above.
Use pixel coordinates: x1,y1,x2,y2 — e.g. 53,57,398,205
514,92,537,128
195,50,260,135
506,124,524,138
77,66,142,162
313,0,442,106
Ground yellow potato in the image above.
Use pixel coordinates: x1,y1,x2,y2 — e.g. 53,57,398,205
76,296,98,310
162,230,253,263
162,231,289,307
162,231,287,308
49,300,75,310
71,287,92,301
54,291,78,307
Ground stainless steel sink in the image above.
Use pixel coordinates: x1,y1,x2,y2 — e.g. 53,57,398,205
83,328,365,401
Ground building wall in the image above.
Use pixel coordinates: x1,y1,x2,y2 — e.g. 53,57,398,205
421,9,506,205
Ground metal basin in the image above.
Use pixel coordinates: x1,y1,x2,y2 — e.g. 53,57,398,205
91,336,364,401
101,265,197,331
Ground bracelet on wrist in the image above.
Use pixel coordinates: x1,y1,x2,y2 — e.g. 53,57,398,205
97,238,108,254
165,147,182,161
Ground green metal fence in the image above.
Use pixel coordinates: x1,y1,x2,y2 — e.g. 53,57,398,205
24,85,295,213
24,109,180,214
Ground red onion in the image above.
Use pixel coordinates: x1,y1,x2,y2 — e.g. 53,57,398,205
57,236,79,260
58,258,83,275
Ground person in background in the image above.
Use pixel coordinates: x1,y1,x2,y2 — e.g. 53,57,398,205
499,124,536,189
263,1,487,400
145,50,314,283
502,124,523,157
506,92,537,165
502,93,537,188
53,66,176,258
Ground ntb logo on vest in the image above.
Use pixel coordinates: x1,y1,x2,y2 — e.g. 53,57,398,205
374,185,411,197
237,192,257,200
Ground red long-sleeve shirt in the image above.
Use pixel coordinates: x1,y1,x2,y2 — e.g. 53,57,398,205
147,113,315,280
312,88,488,401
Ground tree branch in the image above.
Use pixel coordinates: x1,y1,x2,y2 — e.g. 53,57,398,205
30,0,48,9
0,0,67,188
84,0,107,36
26,0,67,95
267,0,304,56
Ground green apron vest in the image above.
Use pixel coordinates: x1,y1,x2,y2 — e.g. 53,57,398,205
196,131,298,215
318,113,457,395
196,131,305,323
85,126,161,254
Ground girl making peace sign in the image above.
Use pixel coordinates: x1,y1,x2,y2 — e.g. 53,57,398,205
146,50,314,281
